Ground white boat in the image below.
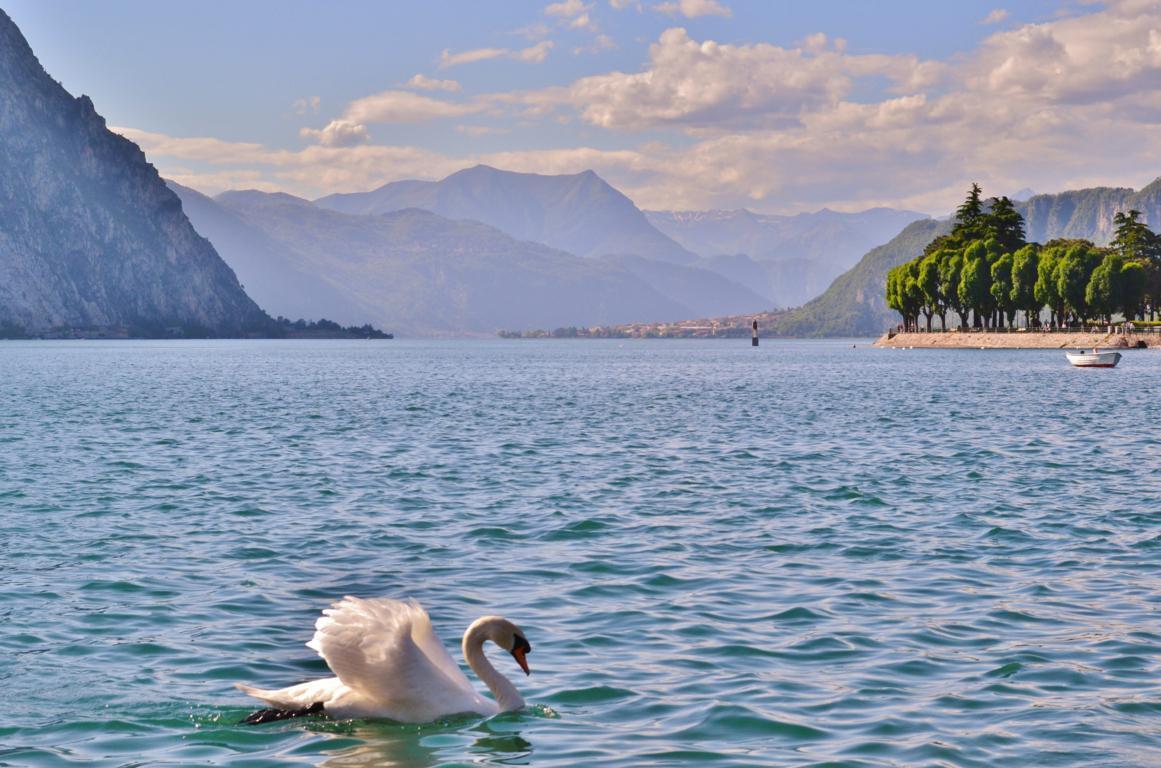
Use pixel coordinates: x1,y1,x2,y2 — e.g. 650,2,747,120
1065,349,1122,368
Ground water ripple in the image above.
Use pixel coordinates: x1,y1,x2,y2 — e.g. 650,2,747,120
0,339,1158,766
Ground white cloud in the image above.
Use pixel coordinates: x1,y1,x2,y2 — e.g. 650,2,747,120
440,41,554,68
514,22,552,39
545,0,588,17
574,33,617,54
563,27,936,131
407,74,462,92
516,40,555,62
296,90,486,147
456,124,509,136
121,1,1161,215
981,9,1009,25
299,120,370,147
292,96,320,115
344,90,484,123
440,47,508,67
653,0,731,19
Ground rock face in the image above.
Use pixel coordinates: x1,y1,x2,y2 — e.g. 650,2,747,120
315,164,697,265
1018,180,1161,244
0,10,269,336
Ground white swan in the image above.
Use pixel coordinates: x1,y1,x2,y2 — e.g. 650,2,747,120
236,596,532,724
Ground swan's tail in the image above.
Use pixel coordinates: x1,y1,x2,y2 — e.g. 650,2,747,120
235,681,331,725
240,700,324,725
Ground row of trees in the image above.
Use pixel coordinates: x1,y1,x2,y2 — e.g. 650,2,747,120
887,184,1161,331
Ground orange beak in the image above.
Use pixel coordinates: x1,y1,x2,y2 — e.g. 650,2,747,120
512,646,531,676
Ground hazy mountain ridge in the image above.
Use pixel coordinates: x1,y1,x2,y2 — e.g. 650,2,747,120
316,165,697,265
166,181,365,325
180,187,698,335
770,178,1161,337
646,207,927,307
0,10,268,336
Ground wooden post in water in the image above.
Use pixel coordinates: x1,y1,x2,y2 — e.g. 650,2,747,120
751,319,759,347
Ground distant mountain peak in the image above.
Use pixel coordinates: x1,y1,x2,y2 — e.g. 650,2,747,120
315,164,695,264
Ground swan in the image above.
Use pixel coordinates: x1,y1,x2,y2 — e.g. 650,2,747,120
236,596,532,724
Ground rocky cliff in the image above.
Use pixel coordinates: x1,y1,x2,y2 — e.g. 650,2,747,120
0,10,270,336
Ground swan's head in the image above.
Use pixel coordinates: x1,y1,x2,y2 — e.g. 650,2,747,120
477,616,533,676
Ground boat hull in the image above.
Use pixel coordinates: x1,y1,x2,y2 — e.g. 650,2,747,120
1065,351,1122,368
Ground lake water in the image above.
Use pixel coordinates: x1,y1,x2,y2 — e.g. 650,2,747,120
1,339,1158,767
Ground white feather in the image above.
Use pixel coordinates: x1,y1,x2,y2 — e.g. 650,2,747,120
237,596,506,723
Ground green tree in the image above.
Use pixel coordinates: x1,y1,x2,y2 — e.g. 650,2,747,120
1111,210,1161,319
986,196,1026,255
938,248,969,329
917,253,943,331
1010,244,1040,327
954,183,985,237
886,265,908,330
990,253,1015,328
959,240,992,328
1085,252,1121,322
1054,241,1102,324
1119,261,1147,321
1035,247,1064,326
887,262,925,331
1111,210,1161,262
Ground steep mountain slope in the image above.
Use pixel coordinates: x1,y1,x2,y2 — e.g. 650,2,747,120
209,190,692,335
646,207,926,306
0,10,269,336
1018,180,1161,243
167,182,371,325
770,220,950,337
315,165,696,265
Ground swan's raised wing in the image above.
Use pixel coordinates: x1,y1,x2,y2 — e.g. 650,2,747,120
307,596,488,718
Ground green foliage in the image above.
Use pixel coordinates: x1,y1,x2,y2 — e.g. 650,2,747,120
885,184,1155,329
990,253,1014,326
988,196,1026,254
959,250,991,327
1034,247,1063,322
771,219,951,337
272,316,392,338
1118,261,1147,319
1010,244,1040,321
1112,210,1161,262
954,183,985,235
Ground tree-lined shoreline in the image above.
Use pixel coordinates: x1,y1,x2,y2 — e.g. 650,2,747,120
887,185,1161,333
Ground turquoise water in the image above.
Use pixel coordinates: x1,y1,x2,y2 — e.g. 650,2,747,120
1,339,1158,767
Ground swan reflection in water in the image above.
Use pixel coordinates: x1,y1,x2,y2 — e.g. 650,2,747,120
313,717,533,768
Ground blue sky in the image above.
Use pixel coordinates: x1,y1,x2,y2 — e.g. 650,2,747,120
5,1,1159,214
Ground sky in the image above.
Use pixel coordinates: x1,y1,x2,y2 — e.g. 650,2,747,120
5,0,1161,215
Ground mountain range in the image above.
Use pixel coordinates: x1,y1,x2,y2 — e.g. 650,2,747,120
0,9,269,337
174,185,750,335
646,207,927,308
317,165,697,265
174,170,780,335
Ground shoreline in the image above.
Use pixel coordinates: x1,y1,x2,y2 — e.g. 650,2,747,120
874,330,1159,349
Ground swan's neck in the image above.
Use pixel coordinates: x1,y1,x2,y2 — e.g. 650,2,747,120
462,619,524,712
